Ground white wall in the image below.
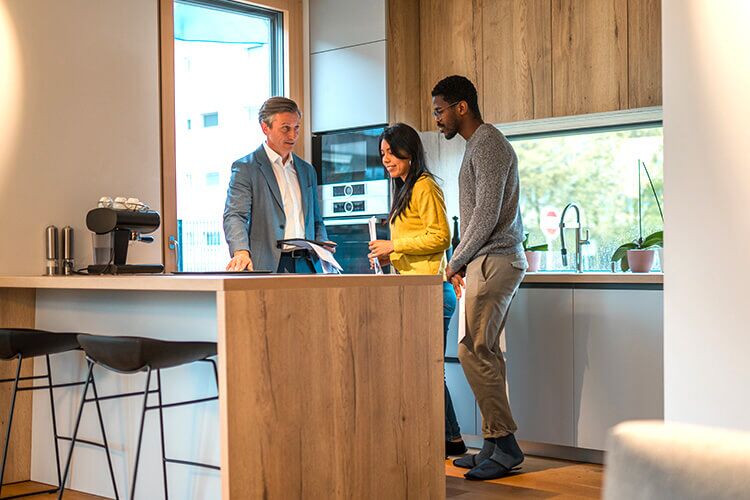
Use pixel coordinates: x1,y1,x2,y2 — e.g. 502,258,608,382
0,0,162,275
663,0,750,430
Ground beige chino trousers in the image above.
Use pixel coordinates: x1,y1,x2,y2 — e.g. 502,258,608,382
459,252,527,438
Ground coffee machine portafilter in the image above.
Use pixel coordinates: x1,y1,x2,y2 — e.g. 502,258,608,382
86,207,164,274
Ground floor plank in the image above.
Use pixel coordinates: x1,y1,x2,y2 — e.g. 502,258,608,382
8,455,603,499
446,455,603,499
0,481,108,499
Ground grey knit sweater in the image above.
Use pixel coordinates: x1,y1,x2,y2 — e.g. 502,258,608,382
449,124,525,273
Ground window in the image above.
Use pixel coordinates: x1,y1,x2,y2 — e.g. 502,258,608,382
173,0,283,271
511,124,664,272
205,231,222,246
205,172,220,186
202,112,219,128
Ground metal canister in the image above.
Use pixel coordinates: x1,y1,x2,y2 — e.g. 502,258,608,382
61,226,74,275
45,225,59,276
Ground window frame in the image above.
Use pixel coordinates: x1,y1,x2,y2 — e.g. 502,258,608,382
175,0,285,97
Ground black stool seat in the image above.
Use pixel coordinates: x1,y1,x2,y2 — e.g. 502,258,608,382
0,328,80,360
77,335,217,373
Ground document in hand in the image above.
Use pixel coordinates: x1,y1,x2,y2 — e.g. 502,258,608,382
276,239,343,274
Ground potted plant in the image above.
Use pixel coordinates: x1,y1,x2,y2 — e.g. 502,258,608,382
611,160,664,273
523,233,548,272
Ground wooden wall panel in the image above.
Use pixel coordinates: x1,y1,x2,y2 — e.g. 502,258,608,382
628,0,662,108
419,0,483,130
0,289,35,483
387,0,422,128
218,283,444,499
483,0,552,123
551,0,628,116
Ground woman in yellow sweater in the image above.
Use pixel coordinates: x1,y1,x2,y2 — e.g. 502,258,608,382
368,123,466,456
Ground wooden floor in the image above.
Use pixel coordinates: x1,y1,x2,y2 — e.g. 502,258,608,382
0,482,108,499
446,455,603,499
7,456,602,499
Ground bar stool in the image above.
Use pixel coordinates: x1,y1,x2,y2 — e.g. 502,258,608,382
59,335,219,500
0,328,116,499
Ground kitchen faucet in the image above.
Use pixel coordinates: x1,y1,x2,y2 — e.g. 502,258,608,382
559,202,590,273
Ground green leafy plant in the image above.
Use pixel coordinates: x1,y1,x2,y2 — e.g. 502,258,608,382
523,233,548,252
611,230,663,271
611,160,664,271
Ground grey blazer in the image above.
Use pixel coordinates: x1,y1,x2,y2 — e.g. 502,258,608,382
223,144,328,272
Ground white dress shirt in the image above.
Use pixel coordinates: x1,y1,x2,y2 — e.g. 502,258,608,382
263,142,306,242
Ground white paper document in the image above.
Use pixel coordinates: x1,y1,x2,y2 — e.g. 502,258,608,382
277,239,343,274
368,217,383,275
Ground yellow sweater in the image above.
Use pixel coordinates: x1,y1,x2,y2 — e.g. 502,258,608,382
390,175,451,276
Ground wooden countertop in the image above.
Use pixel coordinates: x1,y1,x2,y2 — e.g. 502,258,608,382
0,274,442,292
523,272,663,284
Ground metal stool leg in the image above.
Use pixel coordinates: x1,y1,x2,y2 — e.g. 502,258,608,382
58,361,94,500
156,370,168,500
0,354,22,494
90,371,119,500
45,354,63,492
129,367,152,500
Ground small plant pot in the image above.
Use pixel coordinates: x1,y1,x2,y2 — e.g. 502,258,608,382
627,249,656,273
658,248,664,271
525,251,542,272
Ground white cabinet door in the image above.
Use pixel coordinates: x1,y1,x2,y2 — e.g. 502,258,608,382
505,288,576,447
310,41,387,132
573,289,664,450
310,0,386,53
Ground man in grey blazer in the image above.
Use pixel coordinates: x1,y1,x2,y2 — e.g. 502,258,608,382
223,97,332,273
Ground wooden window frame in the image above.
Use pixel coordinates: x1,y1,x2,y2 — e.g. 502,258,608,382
158,0,304,272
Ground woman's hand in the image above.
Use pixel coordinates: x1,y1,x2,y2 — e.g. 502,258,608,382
367,239,395,260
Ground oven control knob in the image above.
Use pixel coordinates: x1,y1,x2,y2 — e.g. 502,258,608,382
344,184,353,197
344,201,354,212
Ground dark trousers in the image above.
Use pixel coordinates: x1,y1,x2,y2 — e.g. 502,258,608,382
277,251,318,274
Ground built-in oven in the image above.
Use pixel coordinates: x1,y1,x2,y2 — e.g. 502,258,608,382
324,217,390,274
312,125,390,218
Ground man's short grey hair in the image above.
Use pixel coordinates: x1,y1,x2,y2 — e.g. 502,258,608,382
258,96,302,127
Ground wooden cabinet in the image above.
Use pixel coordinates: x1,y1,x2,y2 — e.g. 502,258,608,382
387,0,421,128
628,0,662,108
482,0,552,123
551,0,629,116
387,0,661,129
418,0,483,131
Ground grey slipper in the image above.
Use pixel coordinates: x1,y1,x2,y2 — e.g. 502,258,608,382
452,439,495,469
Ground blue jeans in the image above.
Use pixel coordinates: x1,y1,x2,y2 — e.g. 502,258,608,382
443,282,461,441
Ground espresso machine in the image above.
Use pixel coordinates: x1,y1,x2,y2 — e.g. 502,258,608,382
86,207,164,274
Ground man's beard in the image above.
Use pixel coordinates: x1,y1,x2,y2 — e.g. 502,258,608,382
443,128,458,140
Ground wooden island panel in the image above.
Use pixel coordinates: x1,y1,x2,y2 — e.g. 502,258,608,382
0,288,35,483
218,282,444,499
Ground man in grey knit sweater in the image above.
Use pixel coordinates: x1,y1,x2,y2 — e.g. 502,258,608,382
433,75,528,480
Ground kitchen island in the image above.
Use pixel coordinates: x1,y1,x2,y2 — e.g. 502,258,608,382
0,274,444,499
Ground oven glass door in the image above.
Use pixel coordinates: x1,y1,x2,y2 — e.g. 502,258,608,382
325,218,389,274
314,126,386,185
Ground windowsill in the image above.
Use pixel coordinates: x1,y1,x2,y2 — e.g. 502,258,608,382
524,272,663,284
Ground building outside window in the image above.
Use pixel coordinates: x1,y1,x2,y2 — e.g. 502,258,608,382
174,0,283,271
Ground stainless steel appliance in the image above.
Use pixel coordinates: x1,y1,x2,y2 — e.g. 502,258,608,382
312,125,390,218
313,125,392,274
324,217,389,274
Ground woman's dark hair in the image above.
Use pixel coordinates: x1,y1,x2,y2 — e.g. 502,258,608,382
379,123,435,224
431,75,482,120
